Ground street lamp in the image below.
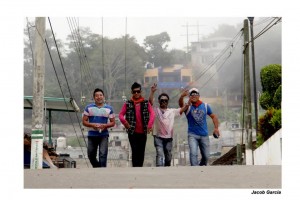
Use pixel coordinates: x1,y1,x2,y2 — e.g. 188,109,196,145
247,17,258,136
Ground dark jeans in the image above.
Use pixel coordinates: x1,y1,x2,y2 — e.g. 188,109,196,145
128,133,147,167
87,136,108,168
154,136,173,167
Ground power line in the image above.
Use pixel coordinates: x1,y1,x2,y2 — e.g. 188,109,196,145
67,17,95,92
168,29,244,102
253,17,281,41
192,30,243,85
67,17,95,93
199,34,244,90
47,17,90,167
44,37,89,168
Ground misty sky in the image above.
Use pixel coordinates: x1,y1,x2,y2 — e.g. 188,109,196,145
26,17,244,51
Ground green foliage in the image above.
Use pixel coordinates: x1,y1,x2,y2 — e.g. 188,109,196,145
169,49,188,65
260,64,281,95
258,108,281,141
256,133,264,147
270,109,281,129
258,64,282,144
273,85,282,109
259,92,273,110
144,32,171,67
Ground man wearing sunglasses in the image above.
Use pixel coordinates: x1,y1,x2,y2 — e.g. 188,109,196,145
149,83,189,167
119,82,155,167
179,88,219,166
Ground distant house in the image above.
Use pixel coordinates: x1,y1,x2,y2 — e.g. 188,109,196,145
191,37,232,67
191,37,242,110
144,64,193,91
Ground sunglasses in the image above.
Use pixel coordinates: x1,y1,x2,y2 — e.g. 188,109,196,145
160,99,169,103
132,90,141,94
190,93,199,97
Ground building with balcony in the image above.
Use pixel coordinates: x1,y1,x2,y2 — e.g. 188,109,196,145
144,64,193,90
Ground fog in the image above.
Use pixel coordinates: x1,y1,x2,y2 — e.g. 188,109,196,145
26,17,244,50
24,17,281,125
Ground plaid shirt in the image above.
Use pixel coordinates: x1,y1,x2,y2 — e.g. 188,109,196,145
125,100,150,135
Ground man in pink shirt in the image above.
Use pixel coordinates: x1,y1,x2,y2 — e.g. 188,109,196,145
149,83,189,166
119,82,155,167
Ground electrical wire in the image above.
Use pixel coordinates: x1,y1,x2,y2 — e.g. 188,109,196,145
67,17,95,92
47,17,90,167
168,29,244,102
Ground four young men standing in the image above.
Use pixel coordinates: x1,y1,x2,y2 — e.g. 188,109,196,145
82,83,219,167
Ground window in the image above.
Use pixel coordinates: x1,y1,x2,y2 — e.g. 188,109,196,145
160,74,179,82
182,76,191,82
152,76,157,82
115,141,121,146
145,77,150,83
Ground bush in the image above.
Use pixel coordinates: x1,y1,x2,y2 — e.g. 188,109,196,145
259,92,273,110
256,133,264,147
258,64,282,145
273,85,282,109
270,109,281,129
258,108,281,141
260,64,282,95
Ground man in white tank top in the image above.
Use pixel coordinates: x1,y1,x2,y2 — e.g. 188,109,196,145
149,83,189,166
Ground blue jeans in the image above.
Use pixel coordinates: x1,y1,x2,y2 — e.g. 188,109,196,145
188,133,210,166
154,136,173,167
87,136,108,168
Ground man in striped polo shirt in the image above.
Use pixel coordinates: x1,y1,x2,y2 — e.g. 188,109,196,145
82,88,115,168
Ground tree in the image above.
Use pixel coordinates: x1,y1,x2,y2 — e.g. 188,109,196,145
258,64,281,145
24,24,148,123
64,30,147,112
259,64,281,109
169,49,188,65
24,21,72,123
143,32,171,67
205,24,238,39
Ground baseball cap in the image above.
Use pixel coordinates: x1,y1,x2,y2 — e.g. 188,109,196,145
189,88,199,95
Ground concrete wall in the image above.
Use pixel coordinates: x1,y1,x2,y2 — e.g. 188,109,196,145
253,129,282,165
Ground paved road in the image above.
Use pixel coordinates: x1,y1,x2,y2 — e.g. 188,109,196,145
24,165,281,189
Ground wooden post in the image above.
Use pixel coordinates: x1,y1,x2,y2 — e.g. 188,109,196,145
30,17,46,169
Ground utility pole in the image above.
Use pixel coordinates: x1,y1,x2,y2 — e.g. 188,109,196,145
31,17,46,169
248,17,258,137
243,19,253,165
181,22,190,64
181,22,205,52
188,21,206,42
